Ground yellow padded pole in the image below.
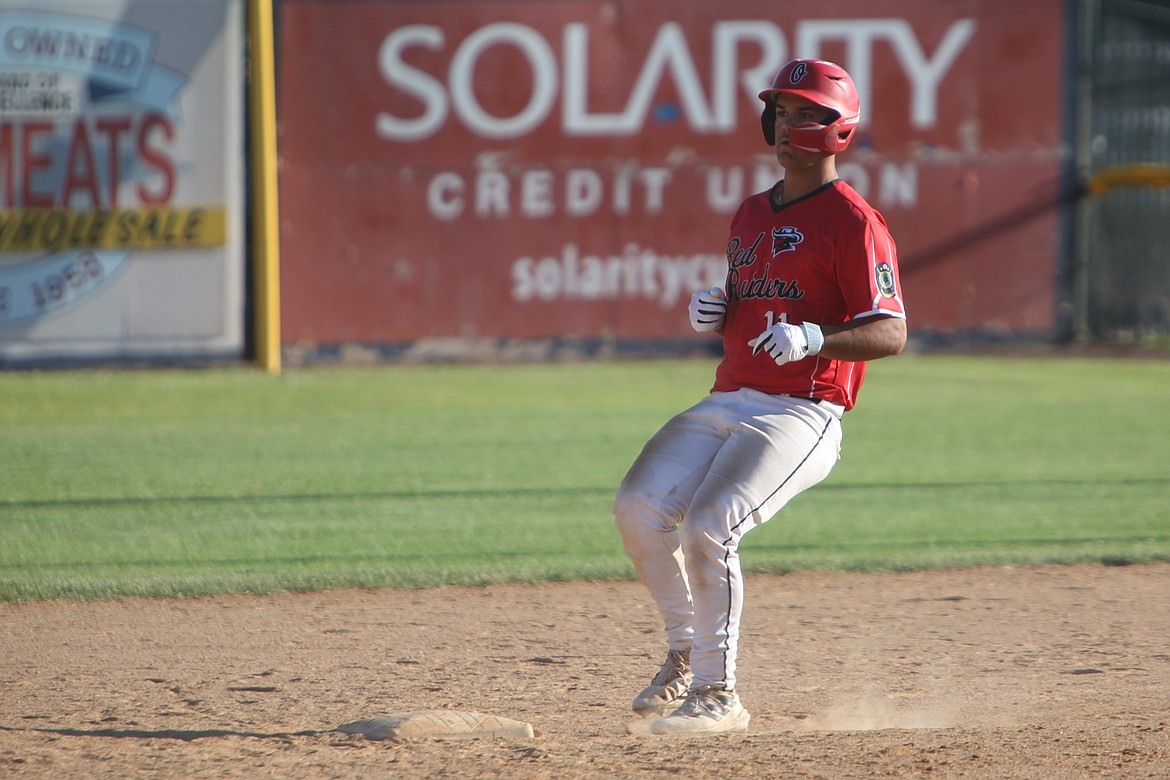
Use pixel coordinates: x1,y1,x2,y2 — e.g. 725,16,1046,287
247,0,282,373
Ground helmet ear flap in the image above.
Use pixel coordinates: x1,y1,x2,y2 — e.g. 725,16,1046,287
821,122,856,153
786,120,857,153
760,105,776,146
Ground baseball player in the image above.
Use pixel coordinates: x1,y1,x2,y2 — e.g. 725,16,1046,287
614,59,907,735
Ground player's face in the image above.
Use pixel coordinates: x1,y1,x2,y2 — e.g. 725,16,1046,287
770,94,837,169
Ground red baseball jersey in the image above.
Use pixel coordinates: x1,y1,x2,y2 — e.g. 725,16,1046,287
712,179,906,410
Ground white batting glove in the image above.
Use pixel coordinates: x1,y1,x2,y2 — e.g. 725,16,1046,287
688,288,727,332
749,321,824,365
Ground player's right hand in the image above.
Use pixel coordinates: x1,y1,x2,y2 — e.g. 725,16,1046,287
749,321,809,365
688,288,727,332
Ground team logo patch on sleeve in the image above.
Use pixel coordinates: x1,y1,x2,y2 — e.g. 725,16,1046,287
876,262,897,299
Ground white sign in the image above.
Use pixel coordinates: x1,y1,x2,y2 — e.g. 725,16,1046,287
0,1,244,364
376,18,976,140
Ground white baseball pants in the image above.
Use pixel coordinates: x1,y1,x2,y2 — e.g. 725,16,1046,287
614,388,842,691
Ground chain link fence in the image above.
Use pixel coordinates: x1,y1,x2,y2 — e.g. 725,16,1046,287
1077,0,1170,344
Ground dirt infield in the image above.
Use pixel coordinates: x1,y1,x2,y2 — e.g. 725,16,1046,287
2,563,1167,779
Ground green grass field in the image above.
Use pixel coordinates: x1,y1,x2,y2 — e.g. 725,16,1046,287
2,355,1168,602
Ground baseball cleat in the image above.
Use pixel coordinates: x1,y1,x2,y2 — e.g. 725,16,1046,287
650,685,750,735
632,648,692,715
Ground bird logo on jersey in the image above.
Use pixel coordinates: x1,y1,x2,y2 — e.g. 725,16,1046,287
771,226,804,256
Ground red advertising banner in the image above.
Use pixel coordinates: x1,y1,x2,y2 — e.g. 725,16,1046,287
278,0,1066,347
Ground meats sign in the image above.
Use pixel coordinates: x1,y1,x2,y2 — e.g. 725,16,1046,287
0,1,245,364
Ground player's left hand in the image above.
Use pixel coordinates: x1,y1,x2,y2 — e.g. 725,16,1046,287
688,288,727,332
749,321,809,365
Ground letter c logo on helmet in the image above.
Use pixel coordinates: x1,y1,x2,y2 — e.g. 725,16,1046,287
758,59,861,153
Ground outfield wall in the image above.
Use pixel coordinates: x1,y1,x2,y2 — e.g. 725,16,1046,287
0,0,1071,366
277,0,1068,351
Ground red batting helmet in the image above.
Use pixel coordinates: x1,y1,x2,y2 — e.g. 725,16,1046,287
758,59,861,153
